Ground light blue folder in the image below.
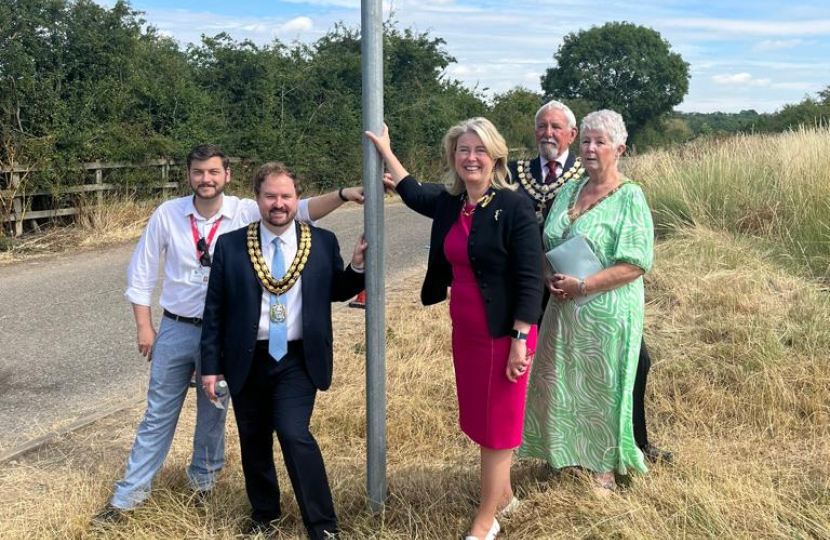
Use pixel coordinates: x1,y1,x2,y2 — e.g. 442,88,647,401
545,235,604,306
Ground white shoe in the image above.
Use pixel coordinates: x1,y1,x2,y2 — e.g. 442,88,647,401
498,497,520,517
465,517,500,540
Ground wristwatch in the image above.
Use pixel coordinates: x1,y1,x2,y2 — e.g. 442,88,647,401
509,329,528,341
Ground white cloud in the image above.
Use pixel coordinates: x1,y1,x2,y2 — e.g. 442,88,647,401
754,39,803,52
712,73,772,87
242,23,270,34
278,16,314,34
663,18,830,37
272,0,359,8
771,81,820,91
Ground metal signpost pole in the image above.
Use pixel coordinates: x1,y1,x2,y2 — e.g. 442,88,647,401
361,0,386,514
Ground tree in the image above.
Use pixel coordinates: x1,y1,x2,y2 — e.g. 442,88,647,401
541,22,689,138
490,88,542,155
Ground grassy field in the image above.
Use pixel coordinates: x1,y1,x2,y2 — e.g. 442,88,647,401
1,130,829,538
628,125,830,279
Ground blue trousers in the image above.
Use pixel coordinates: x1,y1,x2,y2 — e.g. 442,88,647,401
110,316,226,509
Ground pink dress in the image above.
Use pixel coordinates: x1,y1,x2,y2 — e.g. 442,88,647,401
444,204,537,449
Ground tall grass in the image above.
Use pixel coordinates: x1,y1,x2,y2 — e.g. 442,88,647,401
627,126,830,278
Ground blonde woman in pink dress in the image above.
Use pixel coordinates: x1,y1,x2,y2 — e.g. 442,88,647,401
366,118,543,540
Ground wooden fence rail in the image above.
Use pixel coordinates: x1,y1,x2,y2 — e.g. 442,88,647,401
0,158,240,237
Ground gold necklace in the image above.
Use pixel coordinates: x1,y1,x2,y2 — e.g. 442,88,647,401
460,190,496,217
246,221,312,295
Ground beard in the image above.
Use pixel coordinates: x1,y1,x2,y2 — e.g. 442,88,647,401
191,183,225,200
263,207,295,228
538,141,560,161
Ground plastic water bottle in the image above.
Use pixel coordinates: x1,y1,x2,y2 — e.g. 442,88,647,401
212,380,229,410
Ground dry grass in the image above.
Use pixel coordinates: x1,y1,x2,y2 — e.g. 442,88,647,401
625,126,830,278
0,197,158,265
1,230,829,539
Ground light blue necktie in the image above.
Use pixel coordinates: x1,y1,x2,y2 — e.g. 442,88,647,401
268,237,287,361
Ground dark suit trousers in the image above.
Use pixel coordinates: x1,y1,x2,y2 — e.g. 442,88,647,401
231,341,337,540
633,338,652,449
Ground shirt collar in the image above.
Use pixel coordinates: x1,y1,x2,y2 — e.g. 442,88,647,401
540,149,570,172
184,194,233,221
260,220,297,250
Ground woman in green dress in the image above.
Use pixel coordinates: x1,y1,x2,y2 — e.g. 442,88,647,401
518,109,654,494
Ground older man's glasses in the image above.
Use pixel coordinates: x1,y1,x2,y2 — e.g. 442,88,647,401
196,238,212,267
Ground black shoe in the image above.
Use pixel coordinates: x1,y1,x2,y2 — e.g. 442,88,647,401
243,517,279,537
641,444,674,464
91,505,128,528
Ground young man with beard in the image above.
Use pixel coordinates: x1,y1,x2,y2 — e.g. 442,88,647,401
200,162,366,539
94,144,364,523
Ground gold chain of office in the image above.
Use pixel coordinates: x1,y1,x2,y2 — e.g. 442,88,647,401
246,221,311,295
515,157,585,204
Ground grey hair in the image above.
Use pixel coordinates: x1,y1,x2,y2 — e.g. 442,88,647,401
580,110,628,147
534,99,577,129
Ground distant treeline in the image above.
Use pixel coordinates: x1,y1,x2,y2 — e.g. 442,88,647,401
2,0,829,191
672,92,830,138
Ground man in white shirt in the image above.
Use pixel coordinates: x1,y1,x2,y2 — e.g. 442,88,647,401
200,162,365,539
95,144,363,522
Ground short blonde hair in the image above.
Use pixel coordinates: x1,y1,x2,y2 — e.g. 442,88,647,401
442,117,516,196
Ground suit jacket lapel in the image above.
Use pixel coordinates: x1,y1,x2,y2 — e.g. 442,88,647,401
530,155,543,183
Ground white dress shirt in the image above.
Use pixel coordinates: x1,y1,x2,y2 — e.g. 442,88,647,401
256,221,303,341
125,195,311,318
540,149,570,180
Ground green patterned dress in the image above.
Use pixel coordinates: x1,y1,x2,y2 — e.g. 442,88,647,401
518,179,653,475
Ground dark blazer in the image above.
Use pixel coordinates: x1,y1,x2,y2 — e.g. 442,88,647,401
396,176,543,338
508,152,579,226
200,222,364,394
507,153,578,192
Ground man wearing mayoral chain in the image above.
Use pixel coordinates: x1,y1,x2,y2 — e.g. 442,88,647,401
200,161,366,539
94,144,364,525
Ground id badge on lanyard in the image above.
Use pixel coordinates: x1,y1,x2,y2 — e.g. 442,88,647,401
190,214,223,283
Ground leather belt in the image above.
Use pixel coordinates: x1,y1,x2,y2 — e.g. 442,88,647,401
163,309,202,326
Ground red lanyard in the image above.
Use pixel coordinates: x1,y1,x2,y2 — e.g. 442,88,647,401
190,214,223,262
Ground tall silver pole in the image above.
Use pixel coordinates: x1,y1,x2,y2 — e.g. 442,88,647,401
361,0,386,514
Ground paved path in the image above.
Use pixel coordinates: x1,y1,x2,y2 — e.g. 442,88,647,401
0,202,431,452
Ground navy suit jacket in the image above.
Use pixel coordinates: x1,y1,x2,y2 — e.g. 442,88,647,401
200,221,364,394
508,153,578,221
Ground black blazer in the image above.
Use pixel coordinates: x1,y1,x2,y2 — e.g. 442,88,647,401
508,153,579,226
200,222,364,394
507,153,578,191
396,176,543,338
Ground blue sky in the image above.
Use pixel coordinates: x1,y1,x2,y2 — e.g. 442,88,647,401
112,0,830,113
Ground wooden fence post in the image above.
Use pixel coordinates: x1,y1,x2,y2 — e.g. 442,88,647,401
95,167,103,206
11,172,23,237
161,161,170,199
